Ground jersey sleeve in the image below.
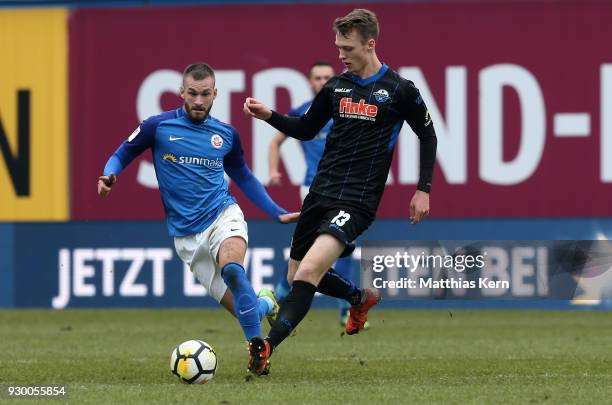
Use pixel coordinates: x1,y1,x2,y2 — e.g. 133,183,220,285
266,83,334,140
224,128,287,219
401,80,437,193
102,116,158,176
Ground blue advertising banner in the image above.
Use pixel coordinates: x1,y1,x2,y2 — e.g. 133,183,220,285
2,219,612,308
11,221,297,309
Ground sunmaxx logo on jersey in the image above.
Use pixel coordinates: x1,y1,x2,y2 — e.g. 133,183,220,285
163,153,223,169
339,97,378,121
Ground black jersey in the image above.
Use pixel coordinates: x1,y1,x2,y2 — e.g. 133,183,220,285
267,64,437,212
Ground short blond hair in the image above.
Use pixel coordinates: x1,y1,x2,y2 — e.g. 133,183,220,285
333,9,379,43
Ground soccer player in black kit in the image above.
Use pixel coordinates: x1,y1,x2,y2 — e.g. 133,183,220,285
244,8,437,375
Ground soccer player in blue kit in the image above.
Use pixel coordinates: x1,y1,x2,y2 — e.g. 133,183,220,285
97,63,298,373
267,61,362,328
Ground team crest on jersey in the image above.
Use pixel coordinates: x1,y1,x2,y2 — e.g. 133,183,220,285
374,89,390,103
211,134,223,149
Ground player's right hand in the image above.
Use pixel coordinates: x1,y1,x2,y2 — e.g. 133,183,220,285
243,97,272,120
278,212,300,224
268,171,283,186
409,190,429,224
97,173,117,197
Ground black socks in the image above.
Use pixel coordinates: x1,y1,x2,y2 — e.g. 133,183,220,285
266,280,317,351
317,268,363,306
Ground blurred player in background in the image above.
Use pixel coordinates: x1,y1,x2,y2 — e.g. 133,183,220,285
244,9,437,375
98,63,298,370
268,60,365,328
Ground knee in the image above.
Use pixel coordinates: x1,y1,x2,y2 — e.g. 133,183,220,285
218,237,247,267
295,261,325,284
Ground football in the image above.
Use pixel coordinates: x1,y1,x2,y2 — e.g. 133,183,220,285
170,340,218,384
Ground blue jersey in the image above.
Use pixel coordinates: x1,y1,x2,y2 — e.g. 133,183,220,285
288,101,332,186
103,107,285,237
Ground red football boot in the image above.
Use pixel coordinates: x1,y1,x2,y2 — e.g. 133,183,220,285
247,337,271,376
346,288,381,335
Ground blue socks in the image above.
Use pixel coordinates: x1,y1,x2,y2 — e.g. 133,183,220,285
275,264,292,301
258,296,273,320
221,262,261,341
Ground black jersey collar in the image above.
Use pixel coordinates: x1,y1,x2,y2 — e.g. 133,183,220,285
350,63,389,87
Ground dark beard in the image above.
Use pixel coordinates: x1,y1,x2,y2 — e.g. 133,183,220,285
185,103,210,123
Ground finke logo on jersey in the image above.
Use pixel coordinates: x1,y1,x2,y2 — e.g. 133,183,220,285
334,88,352,93
339,97,378,121
374,89,390,103
211,134,223,149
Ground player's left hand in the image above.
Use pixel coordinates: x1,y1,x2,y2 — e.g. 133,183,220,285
97,173,117,197
409,190,429,224
278,212,300,224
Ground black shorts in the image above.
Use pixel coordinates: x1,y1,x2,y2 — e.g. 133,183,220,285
289,192,375,261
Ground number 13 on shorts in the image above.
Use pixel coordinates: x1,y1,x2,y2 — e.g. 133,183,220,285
331,210,351,226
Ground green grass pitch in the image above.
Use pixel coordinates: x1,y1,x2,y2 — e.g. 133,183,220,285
1,309,611,404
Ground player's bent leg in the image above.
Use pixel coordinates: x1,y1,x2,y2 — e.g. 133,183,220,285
306,247,378,334
293,234,344,284
219,289,235,315
334,255,353,324
217,236,247,267
263,235,345,355
287,258,300,285
218,237,262,341
219,287,273,325
221,262,262,341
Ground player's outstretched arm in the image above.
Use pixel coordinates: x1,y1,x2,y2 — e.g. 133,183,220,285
244,92,332,141
225,129,298,223
227,160,299,223
97,117,157,198
97,146,132,198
